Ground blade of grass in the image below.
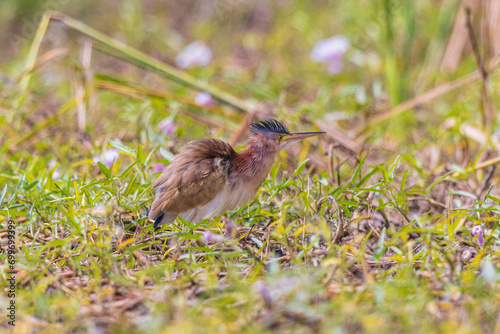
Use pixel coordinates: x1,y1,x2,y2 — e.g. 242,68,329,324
93,75,240,121
19,12,52,90
383,0,400,106
45,12,248,112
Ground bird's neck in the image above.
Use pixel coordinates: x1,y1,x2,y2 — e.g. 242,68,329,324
231,141,278,187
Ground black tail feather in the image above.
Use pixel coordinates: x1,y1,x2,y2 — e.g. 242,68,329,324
153,214,164,229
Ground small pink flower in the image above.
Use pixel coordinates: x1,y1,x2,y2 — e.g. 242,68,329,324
327,60,344,75
195,92,213,107
311,35,350,75
175,41,212,69
104,149,119,168
52,167,61,180
461,250,472,261
253,281,273,306
152,163,165,173
472,225,484,246
159,118,175,136
224,219,237,237
94,149,119,168
48,160,61,180
200,231,223,244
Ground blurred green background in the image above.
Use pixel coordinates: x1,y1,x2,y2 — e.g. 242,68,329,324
2,1,500,333
1,0,487,154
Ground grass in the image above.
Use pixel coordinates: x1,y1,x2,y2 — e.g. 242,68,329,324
2,1,500,333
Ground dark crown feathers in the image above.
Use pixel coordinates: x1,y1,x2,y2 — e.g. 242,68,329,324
249,119,290,135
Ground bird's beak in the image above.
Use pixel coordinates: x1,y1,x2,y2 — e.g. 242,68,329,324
282,131,325,144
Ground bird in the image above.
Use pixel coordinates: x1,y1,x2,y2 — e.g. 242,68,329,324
148,119,325,228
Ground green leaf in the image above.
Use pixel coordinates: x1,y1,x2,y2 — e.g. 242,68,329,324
119,161,138,179
43,239,68,248
177,216,197,230
109,139,136,156
388,155,401,181
25,180,39,191
97,162,112,179
293,159,309,176
486,194,500,206
144,148,156,167
0,185,7,206
401,169,408,192
125,172,138,197
449,190,477,200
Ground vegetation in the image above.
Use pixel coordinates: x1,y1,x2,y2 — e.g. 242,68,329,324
1,1,500,332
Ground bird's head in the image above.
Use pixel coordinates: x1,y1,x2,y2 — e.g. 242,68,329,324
248,119,325,152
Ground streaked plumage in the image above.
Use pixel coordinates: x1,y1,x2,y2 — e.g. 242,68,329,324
149,119,324,228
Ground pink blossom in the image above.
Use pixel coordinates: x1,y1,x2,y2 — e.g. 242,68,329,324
152,163,165,173
94,149,119,168
104,149,119,168
159,118,175,136
224,219,237,237
253,277,300,306
310,35,350,74
200,231,224,244
195,92,213,107
253,281,273,306
52,167,61,180
472,225,484,246
175,41,212,69
327,60,344,75
48,160,60,180
461,250,472,261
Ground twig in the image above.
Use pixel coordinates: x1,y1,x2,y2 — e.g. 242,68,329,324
479,165,496,196
327,143,336,184
332,199,346,244
133,250,150,267
465,7,493,133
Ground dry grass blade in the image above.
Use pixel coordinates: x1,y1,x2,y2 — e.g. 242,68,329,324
94,78,241,127
452,156,500,177
486,0,500,58
21,11,249,113
459,124,500,151
465,7,493,132
441,0,481,71
21,48,68,78
316,120,363,154
19,11,52,90
367,66,500,126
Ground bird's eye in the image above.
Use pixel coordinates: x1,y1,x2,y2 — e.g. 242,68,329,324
278,135,283,141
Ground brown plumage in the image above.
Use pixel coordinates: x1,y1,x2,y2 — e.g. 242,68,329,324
149,119,324,228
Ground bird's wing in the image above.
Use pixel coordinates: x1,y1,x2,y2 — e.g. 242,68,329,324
148,139,234,220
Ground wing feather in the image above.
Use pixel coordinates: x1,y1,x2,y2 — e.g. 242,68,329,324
148,139,234,221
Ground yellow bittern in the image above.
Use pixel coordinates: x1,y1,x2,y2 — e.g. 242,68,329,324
149,119,324,228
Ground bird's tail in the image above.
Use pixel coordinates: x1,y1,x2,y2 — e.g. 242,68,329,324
153,214,163,228
152,212,178,229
